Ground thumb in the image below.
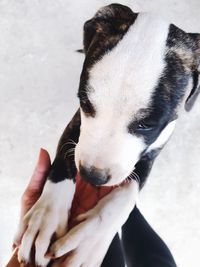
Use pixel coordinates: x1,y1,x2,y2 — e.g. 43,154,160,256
13,149,51,248
27,148,51,191
21,148,51,215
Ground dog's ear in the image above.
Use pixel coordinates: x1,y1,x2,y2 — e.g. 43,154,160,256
83,4,137,54
184,34,200,111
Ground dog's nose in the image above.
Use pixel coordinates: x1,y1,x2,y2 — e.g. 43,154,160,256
79,165,110,186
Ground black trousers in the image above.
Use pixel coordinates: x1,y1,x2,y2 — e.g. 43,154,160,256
101,206,177,267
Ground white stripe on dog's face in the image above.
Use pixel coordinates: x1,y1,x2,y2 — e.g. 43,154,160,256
147,120,176,152
76,14,174,185
88,13,169,113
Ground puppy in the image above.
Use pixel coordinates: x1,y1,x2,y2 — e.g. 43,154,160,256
15,4,200,267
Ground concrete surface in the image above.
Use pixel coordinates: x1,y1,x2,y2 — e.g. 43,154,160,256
0,0,200,266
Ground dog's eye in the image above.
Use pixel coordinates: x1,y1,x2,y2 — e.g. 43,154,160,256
136,121,155,132
128,120,156,135
137,123,152,130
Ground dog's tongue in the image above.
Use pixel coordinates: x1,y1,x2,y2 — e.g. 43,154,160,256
68,173,117,229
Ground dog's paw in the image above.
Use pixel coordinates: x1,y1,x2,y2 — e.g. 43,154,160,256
16,179,75,267
48,180,139,267
51,232,114,267
49,208,115,267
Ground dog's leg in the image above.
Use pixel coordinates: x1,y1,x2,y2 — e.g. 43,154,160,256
15,110,81,267
48,180,139,267
49,151,157,267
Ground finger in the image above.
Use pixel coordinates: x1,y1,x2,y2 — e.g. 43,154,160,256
21,149,51,217
27,148,51,192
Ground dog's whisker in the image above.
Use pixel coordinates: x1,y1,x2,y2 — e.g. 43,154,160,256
131,173,138,183
128,171,140,185
59,140,77,153
66,153,75,158
132,172,141,185
68,139,77,145
64,149,75,156
67,148,75,153
63,147,76,159
64,152,75,159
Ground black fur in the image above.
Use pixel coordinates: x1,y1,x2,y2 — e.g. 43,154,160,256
78,4,138,118
48,109,80,183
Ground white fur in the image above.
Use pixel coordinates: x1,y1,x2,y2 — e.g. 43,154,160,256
147,120,177,152
17,179,75,267
50,180,139,267
76,14,170,185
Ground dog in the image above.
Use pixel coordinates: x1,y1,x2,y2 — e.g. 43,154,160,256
15,4,200,267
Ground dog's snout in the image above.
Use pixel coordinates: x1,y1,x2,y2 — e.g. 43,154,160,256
79,164,110,186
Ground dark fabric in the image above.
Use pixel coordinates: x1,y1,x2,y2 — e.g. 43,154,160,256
122,206,177,267
101,206,177,267
101,233,125,267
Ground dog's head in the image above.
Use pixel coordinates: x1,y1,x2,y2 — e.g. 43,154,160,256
75,4,200,186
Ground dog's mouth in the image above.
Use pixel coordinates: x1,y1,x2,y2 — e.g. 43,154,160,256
75,147,141,186
78,169,136,188
78,162,136,187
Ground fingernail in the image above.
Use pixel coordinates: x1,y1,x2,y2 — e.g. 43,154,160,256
37,148,42,163
37,148,47,165
39,147,45,157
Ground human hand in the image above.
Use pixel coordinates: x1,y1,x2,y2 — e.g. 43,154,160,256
13,148,51,249
7,148,114,267
7,148,51,267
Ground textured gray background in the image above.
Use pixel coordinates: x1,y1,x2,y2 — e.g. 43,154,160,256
0,0,200,266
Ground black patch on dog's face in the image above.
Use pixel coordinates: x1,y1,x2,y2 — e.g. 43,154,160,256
49,110,81,182
129,23,200,188
128,24,199,147
78,4,138,118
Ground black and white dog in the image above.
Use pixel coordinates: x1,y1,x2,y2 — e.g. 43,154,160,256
16,4,200,267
